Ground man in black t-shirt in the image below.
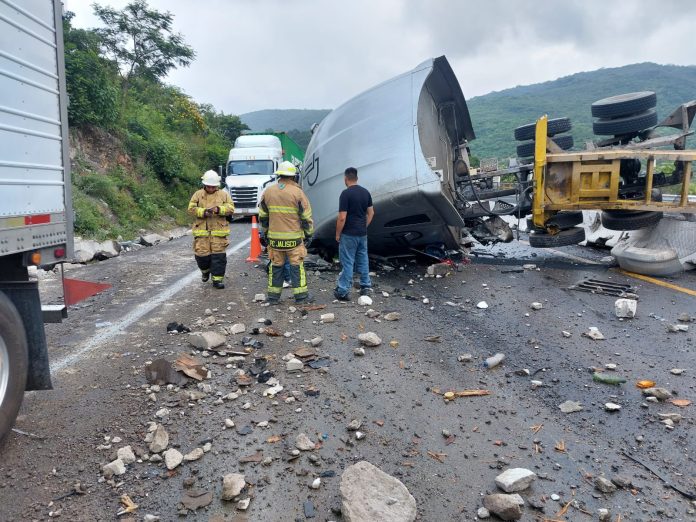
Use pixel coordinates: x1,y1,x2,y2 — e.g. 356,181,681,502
334,167,374,300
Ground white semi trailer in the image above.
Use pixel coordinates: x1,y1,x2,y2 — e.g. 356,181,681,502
0,0,72,441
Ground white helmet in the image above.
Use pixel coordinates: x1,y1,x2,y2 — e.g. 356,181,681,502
201,170,221,186
275,161,297,177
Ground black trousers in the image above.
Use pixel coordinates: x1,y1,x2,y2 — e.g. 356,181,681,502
195,253,227,281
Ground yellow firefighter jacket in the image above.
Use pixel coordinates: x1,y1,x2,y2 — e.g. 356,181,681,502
187,189,235,238
258,179,314,250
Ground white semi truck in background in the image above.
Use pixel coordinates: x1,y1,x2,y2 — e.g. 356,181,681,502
0,0,71,441
224,132,304,216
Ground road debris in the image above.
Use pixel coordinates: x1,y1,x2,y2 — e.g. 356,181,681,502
117,495,138,516
495,468,537,492
179,490,213,512
482,493,522,520
145,359,189,385
583,327,605,340
173,354,207,381
636,380,656,389
295,433,315,451
434,389,490,402
593,372,626,385
340,461,417,522
166,322,191,333
358,295,373,306
188,331,226,350
163,448,183,470
320,313,335,323
605,402,622,411
358,332,382,346
148,424,169,453
484,353,505,369
477,301,489,309
221,473,246,500
642,387,672,400
614,298,637,318
559,400,583,413
530,302,543,310
666,323,689,332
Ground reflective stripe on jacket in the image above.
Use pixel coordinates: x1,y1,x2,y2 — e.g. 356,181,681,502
259,180,313,249
187,188,235,238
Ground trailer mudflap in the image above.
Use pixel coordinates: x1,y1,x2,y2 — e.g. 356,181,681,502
0,282,53,391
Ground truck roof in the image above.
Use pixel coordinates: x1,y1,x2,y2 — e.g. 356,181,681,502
234,135,282,150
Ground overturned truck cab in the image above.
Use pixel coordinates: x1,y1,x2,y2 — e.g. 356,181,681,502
303,56,507,256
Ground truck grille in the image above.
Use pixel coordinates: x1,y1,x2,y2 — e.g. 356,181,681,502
229,187,258,208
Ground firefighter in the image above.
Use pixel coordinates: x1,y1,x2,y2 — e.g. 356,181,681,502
187,170,235,289
258,161,313,303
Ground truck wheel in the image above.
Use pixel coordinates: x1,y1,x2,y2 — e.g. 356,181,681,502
528,226,586,248
514,117,572,141
516,135,574,158
0,292,28,444
591,91,656,119
592,109,658,136
600,210,663,230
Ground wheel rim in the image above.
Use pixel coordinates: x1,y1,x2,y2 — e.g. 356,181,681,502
0,335,8,407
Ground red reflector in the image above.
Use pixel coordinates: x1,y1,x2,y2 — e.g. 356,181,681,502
54,248,65,258
25,214,51,225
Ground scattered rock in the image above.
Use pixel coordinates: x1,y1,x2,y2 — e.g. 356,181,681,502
477,507,490,519
594,476,617,494
583,327,605,340
253,294,266,302
286,358,304,371
384,312,401,321
148,424,169,453
559,400,583,413
102,458,126,479
495,468,537,493
666,323,689,332
163,448,183,470
340,461,416,522
642,387,672,401
562,331,571,338
229,323,246,334
670,368,684,375
358,295,373,306
353,347,366,356
347,419,362,431
530,302,543,310
221,473,246,500
598,508,611,522
295,433,315,451
320,313,335,323
605,402,621,412
477,301,489,309
188,331,226,350
237,498,250,510
139,233,167,246
427,263,451,276
358,332,382,347
457,354,473,363
310,478,321,489
310,337,323,347
482,494,522,520
614,298,637,318
184,448,204,462
677,312,692,322
117,446,136,465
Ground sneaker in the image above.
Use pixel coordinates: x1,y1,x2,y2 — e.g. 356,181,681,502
201,272,210,282
212,281,225,289
333,288,350,301
359,287,373,296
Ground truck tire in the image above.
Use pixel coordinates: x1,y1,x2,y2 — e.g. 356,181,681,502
0,292,28,444
516,135,574,158
591,91,656,118
515,118,572,141
592,109,658,136
514,117,572,141
528,226,586,248
600,210,663,230
527,211,583,231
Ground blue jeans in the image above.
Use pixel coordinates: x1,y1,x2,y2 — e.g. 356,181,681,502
336,234,371,295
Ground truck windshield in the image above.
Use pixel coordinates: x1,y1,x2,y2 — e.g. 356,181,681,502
227,160,274,176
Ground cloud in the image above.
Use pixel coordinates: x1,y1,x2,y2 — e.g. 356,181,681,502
66,0,696,116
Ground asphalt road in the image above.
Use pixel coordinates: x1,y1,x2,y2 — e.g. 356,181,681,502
0,224,694,521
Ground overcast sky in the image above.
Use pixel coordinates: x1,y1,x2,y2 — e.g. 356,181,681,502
66,0,696,115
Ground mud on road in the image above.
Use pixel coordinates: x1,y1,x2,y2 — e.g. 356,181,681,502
0,226,695,521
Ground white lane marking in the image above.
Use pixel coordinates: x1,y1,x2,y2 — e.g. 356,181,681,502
51,237,251,373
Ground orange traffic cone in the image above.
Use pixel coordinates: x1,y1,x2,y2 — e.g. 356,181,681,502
246,216,262,262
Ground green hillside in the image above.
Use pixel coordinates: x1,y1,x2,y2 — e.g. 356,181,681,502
244,63,696,160
468,62,696,159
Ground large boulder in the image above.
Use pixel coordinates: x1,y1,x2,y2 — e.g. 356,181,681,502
139,233,168,247
340,461,416,522
73,237,97,263
94,240,121,260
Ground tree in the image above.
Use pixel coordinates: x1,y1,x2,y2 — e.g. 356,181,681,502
63,12,120,127
92,0,195,87
199,105,249,145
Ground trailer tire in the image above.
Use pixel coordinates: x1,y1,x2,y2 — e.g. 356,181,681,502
528,226,586,248
591,91,656,119
516,135,574,158
527,211,583,231
0,292,28,444
600,210,663,231
593,109,658,136
514,117,572,141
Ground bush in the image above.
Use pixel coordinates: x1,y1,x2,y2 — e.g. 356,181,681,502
147,137,184,183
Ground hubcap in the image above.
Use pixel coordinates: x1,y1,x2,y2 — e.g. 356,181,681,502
0,336,9,407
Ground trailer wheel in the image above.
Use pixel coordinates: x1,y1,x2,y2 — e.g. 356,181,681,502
591,91,656,119
526,211,583,231
528,226,586,248
514,117,572,141
0,292,28,444
516,135,574,158
600,210,663,230
592,109,658,136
